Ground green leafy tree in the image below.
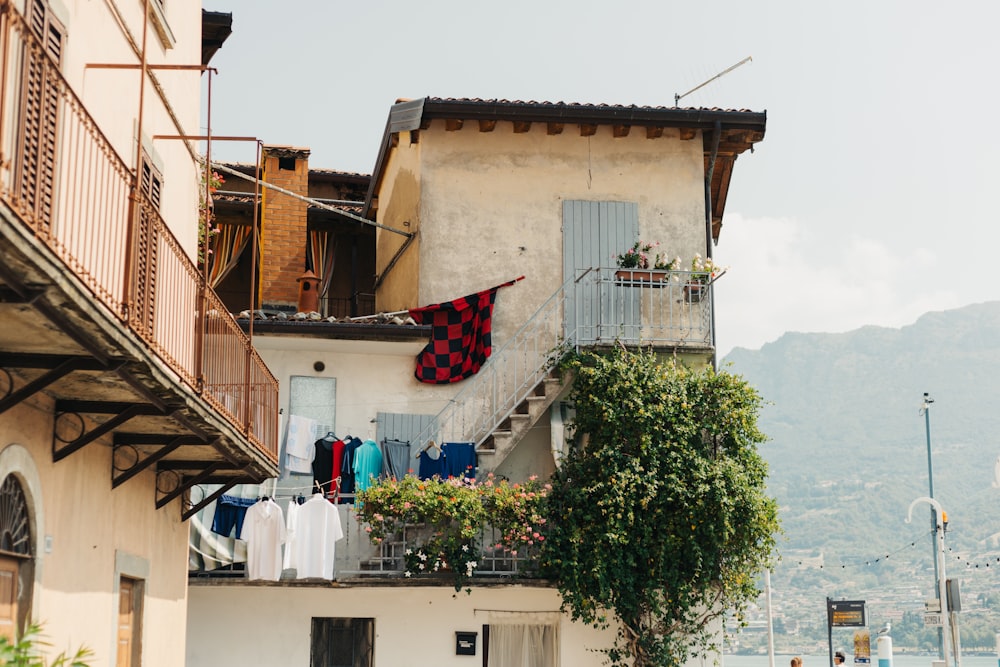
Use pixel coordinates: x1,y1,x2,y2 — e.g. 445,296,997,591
542,349,780,667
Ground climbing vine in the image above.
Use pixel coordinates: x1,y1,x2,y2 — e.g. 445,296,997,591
541,348,780,667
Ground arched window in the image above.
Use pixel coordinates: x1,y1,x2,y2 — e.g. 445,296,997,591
0,474,33,643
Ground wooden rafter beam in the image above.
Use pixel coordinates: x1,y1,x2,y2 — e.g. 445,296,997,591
513,120,531,133
646,126,664,139
679,128,698,140
612,124,630,138
478,119,497,132
579,123,598,137
445,118,464,131
546,122,564,135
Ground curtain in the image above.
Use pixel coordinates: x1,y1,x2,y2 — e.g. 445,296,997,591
487,613,560,667
306,229,336,298
208,223,253,289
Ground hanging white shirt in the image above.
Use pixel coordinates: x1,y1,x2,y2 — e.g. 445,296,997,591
239,499,286,581
290,494,345,580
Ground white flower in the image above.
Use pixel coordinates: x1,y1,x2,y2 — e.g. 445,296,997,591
461,544,469,552
405,548,412,556
405,571,412,577
418,552,427,561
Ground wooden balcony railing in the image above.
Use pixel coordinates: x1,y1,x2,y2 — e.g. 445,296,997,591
0,1,278,462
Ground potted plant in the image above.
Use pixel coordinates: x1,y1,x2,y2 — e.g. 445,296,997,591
614,240,679,283
684,253,724,302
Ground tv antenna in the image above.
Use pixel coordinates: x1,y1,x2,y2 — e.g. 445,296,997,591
674,56,752,107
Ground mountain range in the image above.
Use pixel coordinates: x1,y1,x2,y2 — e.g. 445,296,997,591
722,300,1000,648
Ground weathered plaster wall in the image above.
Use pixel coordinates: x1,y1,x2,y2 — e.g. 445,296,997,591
413,119,706,346
375,131,423,312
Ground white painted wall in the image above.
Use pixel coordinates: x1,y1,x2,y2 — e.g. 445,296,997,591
252,335,446,440
186,583,618,667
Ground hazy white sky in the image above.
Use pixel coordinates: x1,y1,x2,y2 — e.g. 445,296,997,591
203,0,1000,356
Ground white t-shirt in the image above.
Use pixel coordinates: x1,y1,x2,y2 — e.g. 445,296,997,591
239,499,286,581
290,494,345,580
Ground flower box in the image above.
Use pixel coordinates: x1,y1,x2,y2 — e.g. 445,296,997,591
615,269,671,285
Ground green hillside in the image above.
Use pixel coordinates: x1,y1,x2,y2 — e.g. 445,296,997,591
723,301,1000,652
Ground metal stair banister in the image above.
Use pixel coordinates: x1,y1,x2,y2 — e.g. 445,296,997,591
411,270,591,453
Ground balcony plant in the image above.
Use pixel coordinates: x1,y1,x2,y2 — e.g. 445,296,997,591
198,166,225,268
615,240,679,284
688,253,723,284
356,473,549,590
685,253,724,302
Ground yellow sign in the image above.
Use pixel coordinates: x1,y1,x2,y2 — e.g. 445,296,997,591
854,631,871,663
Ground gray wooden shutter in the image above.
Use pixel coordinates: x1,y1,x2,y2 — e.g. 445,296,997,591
375,411,437,476
562,201,639,344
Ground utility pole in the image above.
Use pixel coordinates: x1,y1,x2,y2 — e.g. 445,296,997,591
922,393,944,659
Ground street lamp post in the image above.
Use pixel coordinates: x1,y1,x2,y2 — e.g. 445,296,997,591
908,496,952,667
922,392,944,659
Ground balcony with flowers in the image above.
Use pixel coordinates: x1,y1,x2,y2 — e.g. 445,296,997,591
334,474,549,588
565,239,725,351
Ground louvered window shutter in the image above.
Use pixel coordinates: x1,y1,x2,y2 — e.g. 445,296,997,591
16,0,63,232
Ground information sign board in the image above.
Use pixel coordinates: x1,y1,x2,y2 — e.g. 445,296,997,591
828,600,867,628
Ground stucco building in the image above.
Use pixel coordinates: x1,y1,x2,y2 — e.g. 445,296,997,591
0,0,278,664
186,98,765,666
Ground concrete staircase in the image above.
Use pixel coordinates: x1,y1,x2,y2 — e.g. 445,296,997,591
478,372,567,467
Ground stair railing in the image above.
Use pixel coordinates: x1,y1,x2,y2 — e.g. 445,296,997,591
409,266,716,452
410,270,592,451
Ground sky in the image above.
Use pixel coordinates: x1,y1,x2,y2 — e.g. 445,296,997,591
202,0,1000,356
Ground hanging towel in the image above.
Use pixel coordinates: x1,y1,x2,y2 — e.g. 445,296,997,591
284,415,318,475
408,277,522,384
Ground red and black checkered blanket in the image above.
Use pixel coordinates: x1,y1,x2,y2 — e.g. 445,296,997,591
409,277,522,384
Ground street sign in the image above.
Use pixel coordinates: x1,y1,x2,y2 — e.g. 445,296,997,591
924,612,943,627
828,600,867,628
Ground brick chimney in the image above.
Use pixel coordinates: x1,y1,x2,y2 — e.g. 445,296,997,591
260,145,310,310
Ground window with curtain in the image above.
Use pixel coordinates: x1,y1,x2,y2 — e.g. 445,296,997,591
485,613,560,667
306,229,336,299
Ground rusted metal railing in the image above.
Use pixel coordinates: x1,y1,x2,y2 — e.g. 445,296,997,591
0,2,278,462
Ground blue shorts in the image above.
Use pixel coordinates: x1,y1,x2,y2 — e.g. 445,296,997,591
211,495,257,537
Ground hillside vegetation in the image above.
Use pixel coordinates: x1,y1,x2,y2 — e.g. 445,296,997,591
723,301,1000,652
